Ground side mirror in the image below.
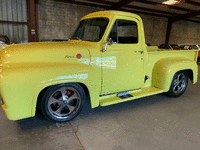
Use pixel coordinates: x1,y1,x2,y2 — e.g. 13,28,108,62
102,38,113,52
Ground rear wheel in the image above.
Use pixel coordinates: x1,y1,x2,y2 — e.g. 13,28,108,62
167,71,188,97
41,83,86,122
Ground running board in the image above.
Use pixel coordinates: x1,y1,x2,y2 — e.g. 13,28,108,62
99,87,164,107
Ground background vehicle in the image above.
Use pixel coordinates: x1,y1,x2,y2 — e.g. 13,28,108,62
0,11,198,122
179,44,199,50
158,44,180,50
178,44,200,61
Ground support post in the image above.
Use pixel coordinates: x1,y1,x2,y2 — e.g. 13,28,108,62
165,19,173,44
27,0,39,42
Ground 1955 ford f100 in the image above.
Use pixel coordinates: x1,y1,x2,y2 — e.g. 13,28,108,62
0,11,198,122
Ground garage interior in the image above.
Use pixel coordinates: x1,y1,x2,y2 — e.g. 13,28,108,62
1,0,200,150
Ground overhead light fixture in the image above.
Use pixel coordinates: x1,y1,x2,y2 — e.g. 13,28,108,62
162,0,180,5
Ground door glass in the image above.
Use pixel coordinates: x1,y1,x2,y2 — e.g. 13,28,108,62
108,19,138,44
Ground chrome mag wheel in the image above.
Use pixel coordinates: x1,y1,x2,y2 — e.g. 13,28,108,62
172,73,187,95
168,71,188,97
41,83,86,122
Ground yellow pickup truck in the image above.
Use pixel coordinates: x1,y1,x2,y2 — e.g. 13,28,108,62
0,11,198,122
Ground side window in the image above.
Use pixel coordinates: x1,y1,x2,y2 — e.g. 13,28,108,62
108,19,138,44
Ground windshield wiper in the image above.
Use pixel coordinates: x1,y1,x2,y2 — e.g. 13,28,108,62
75,37,83,42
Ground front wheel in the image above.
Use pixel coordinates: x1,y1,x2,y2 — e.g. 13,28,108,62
167,71,188,97
41,83,86,122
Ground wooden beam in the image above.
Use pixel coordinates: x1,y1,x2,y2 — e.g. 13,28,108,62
84,0,177,16
124,5,177,16
0,20,27,25
84,0,113,5
110,0,135,10
185,0,200,6
171,10,200,22
130,0,192,12
55,0,174,16
27,0,38,42
165,19,173,44
54,0,109,9
35,0,39,42
54,0,200,22
120,8,171,18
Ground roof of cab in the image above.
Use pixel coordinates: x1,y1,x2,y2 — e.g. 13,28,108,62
81,10,141,20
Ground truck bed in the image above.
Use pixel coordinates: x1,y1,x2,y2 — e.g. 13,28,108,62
144,49,198,88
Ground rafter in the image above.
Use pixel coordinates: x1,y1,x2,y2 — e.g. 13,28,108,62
54,0,109,9
129,0,192,12
54,0,200,22
124,5,177,16
83,0,113,5
171,10,200,22
185,0,200,6
110,0,136,10
55,0,177,16
84,0,175,15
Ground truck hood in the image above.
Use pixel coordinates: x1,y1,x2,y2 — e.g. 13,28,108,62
0,41,92,68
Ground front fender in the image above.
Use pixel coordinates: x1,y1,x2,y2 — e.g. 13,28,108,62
1,63,101,120
152,58,198,92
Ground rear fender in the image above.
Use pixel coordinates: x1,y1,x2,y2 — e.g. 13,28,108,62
152,58,198,92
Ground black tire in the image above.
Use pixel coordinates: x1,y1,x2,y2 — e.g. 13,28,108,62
167,71,188,97
41,83,86,122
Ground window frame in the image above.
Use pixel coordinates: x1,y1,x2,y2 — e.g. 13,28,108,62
71,17,109,42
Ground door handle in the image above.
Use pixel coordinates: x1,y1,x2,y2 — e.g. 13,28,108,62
135,51,144,54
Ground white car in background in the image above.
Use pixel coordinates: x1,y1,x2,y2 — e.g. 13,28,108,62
178,44,200,61
179,44,199,50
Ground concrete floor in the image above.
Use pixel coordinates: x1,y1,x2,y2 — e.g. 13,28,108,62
1,66,200,150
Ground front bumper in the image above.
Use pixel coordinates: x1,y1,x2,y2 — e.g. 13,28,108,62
1,102,34,120
0,95,34,121
0,94,7,117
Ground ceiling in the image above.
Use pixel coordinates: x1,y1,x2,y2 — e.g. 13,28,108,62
56,0,200,23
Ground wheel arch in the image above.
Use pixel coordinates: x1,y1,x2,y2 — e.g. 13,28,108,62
186,69,194,83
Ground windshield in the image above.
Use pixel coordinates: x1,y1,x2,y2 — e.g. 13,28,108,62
71,17,109,42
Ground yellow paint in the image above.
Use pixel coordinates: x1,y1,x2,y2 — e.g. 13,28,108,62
0,10,198,120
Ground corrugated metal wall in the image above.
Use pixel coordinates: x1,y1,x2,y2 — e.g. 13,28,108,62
0,0,28,43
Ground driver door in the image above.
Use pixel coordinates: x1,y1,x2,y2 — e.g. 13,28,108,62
101,17,145,95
